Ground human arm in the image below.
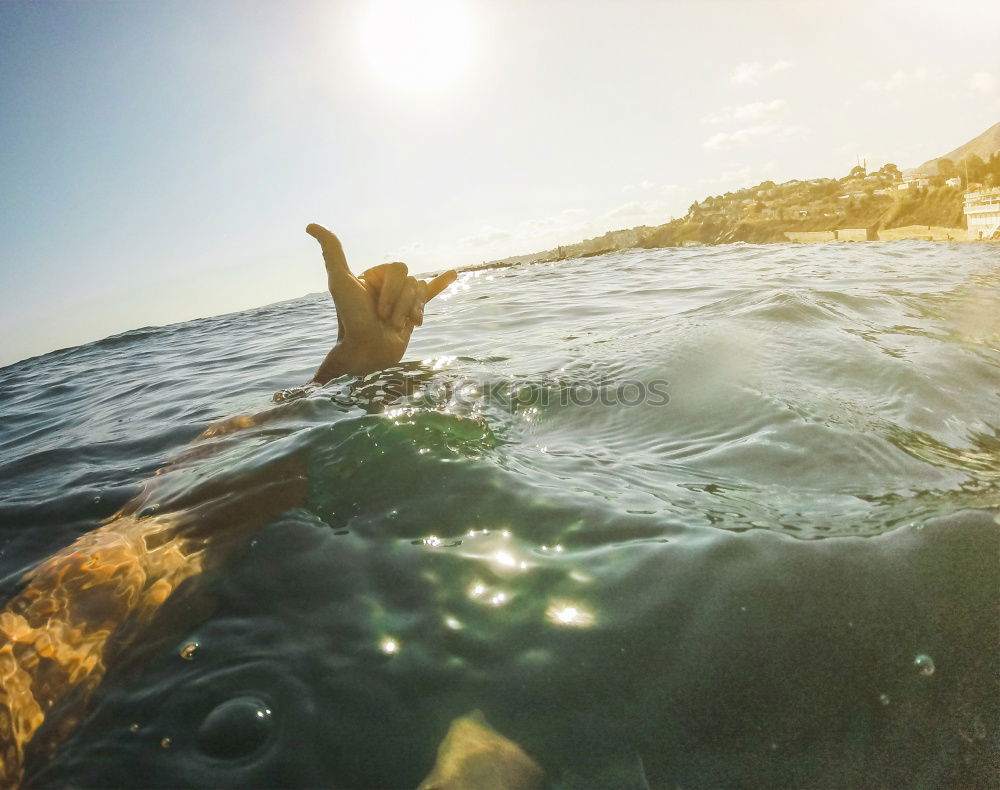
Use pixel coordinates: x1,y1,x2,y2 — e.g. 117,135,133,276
0,224,456,784
305,223,456,384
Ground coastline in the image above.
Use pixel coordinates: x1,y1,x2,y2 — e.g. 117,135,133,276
460,227,991,275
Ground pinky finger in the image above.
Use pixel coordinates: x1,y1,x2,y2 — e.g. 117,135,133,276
426,269,458,301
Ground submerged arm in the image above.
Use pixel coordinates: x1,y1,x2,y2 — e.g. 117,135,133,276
0,224,456,785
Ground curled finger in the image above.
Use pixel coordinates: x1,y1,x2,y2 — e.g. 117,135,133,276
391,276,419,330
377,262,409,320
411,280,428,326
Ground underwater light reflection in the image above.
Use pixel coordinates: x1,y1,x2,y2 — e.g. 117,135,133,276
546,601,596,628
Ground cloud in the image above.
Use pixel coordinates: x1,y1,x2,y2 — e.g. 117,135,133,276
700,161,777,187
622,179,654,193
970,71,996,94
462,227,511,247
603,200,669,220
731,60,791,85
621,181,682,196
702,99,788,125
703,123,805,151
719,166,753,183
523,208,588,229
468,208,592,241
861,67,928,92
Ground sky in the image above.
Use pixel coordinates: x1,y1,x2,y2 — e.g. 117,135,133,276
1,0,998,366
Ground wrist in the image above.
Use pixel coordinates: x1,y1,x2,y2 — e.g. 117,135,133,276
311,343,354,385
312,340,396,384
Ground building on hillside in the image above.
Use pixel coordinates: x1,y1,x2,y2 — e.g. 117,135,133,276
964,187,1000,240
877,225,969,241
606,227,651,249
945,177,962,189
785,228,877,243
835,228,875,242
900,173,932,190
785,231,836,243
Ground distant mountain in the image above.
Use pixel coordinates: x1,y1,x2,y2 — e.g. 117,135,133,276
912,121,1000,174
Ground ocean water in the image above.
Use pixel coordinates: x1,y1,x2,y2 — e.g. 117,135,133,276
1,242,998,787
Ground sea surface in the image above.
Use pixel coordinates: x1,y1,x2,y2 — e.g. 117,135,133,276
1,242,998,787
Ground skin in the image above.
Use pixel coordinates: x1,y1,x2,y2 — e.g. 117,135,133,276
306,223,457,383
0,226,457,787
418,710,544,790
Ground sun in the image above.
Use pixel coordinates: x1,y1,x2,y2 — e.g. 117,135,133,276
359,0,474,94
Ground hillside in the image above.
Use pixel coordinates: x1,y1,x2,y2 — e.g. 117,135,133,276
637,179,969,248
645,138,1000,247
912,121,1000,175
481,124,1000,267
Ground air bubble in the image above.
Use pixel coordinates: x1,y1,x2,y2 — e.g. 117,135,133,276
197,697,273,759
179,642,199,661
160,737,172,749
879,693,890,706
914,653,935,676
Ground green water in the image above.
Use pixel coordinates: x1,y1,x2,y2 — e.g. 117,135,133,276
1,242,997,786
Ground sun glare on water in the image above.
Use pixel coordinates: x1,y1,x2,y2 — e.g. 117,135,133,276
360,0,474,94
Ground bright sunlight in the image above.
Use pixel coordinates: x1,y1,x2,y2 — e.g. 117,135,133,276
359,0,474,94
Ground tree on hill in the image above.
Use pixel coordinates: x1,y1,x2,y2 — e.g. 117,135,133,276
959,153,986,184
984,153,1000,187
937,158,958,179
848,165,866,179
810,181,838,199
879,163,901,180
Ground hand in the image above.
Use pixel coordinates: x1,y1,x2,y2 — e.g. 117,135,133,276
306,223,457,383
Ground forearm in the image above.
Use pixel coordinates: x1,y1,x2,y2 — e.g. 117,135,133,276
0,521,168,786
0,440,307,783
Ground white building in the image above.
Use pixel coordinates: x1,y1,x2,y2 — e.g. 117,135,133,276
902,173,932,189
964,187,1000,240
945,176,962,188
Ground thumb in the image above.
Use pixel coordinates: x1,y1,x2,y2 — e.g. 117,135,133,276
306,223,351,278
307,224,367,327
